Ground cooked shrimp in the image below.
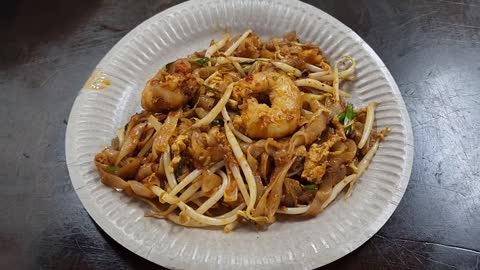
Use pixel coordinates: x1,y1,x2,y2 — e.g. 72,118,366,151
233,71,302,139
142,63,198,112
141,74,186,111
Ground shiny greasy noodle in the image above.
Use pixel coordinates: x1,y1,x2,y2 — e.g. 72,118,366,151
345,139,381,198
94,31,388,231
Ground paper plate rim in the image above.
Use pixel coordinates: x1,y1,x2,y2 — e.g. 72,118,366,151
66,0,414,269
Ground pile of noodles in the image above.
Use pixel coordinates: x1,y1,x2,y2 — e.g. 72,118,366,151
94,30,388,232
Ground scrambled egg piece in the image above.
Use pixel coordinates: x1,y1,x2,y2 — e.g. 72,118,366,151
171,134,188,155
170,135,188,171
302,136,342,183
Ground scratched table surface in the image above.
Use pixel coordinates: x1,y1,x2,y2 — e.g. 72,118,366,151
1,0,479,269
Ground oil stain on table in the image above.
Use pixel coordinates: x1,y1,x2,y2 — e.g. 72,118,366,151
0,0,479,269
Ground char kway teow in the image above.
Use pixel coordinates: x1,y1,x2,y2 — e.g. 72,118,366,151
95,30,389,232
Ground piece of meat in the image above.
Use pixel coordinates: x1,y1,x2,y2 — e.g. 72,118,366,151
282,178,303,207
281,178,317,207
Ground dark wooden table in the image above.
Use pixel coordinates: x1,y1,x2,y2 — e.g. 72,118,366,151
1,0,479,269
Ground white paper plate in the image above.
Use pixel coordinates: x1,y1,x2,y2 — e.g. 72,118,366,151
66,0,414,269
